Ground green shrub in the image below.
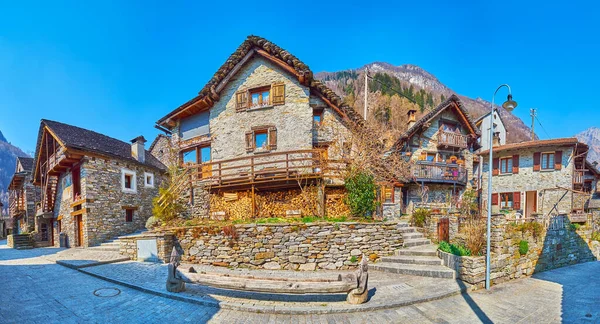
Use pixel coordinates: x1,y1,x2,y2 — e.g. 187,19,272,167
412,208,431,227
438,241,471,256
349,255,358,263
591,232,600,242
344,171,377,218
514,222,544,240
518,240,529,255
570,223,581,231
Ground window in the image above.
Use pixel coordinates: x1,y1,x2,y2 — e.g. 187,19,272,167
383,186,394,203
246,126,277,152
144,172,154,188
182,148,197,164
250,86,271,108
121,169,137,193
125,209,134,222
313,109,323,125
541,153,555,170
180,145,211,165
500,157,513,174
500,193,513,209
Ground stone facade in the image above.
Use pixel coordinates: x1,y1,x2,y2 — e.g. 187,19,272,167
439,214,600,289
165,222,403,270
51,156,164,248
481,145,584,217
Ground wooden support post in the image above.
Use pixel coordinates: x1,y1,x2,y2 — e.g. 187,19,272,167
319,182,326,218
251,185,256,218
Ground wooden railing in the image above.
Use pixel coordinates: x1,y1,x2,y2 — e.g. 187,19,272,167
183,149,347,189
411,161,467,184
438,130,468,149
573,170,584,185
8,190,26,216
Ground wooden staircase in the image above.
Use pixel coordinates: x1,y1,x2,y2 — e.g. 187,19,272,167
371,222,456,279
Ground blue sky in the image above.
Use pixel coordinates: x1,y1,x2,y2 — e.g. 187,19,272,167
1,1,598,153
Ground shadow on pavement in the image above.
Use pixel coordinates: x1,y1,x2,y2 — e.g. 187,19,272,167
456,280,492,324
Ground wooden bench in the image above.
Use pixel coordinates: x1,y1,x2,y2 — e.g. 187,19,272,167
166,248,369,304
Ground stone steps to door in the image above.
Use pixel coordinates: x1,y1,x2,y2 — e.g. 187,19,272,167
379,255,443,266
403,238,432,248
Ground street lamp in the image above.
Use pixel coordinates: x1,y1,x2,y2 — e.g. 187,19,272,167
486,84,517,290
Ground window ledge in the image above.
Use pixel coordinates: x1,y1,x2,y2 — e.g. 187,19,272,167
540,169,555,172
247,105,274,112
253,149,272,155
122,189,137,194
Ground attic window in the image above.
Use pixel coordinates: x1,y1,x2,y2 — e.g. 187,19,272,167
236,83,285,112
250,86,271,108
313,109,324,125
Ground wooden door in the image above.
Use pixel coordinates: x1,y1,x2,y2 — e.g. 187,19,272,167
76,215,83,247
525,191,537,218
438,218,449,242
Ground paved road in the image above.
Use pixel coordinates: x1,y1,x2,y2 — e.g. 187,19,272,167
1,241,599,323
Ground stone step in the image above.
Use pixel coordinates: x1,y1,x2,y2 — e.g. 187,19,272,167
403,238,432,248
397,227,418,234
402,232,424,240
379,255,442,266
88,246,120,252
371,263,455,279
395,246,438,257
397,222,410,228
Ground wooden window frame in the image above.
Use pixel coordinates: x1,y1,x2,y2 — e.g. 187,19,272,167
180,145,211,166
499,192,514,210
249,86,272,109
499,157,513,174
246,125,277,153
541,152,555,170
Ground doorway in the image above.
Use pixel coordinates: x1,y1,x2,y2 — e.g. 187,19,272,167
525,191,537,218
75,215,84,247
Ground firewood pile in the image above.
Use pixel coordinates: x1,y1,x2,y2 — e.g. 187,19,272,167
256,188,319,218
326,188,350,217
210,191,252,221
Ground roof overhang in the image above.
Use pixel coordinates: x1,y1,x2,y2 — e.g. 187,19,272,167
479,138,582,155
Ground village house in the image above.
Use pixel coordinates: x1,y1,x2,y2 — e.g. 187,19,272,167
32,119,165,248
479,138,600,222
392,95,481,214
152,35,402,220
7,157,43,241
474,109,507,149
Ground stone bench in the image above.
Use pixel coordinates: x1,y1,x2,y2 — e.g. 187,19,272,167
166,248,369,304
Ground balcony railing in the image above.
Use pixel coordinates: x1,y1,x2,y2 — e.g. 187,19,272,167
411,161,467,184
437,130,468,149
184,149,347,190
8,190,26,217
573,170,584,185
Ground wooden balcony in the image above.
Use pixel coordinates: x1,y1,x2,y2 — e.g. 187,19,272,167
411,161,467,185
184,149,346,191
8,190,26,217
437,130,468,149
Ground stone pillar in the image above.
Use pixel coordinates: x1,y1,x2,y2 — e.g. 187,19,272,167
449,213,459,243
490,213,506,253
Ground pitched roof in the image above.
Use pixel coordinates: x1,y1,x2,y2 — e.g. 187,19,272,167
479,138,582,155
393,94,480,148
474,109,506,128
16,157,34,172
156,35,362,127
35,119,166,171
149,134,169,152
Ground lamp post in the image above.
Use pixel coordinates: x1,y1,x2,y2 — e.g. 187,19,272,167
485,84,517,290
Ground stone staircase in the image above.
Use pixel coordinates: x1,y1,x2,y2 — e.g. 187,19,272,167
88,230,146,252
10,234,34,250
371,222,456,279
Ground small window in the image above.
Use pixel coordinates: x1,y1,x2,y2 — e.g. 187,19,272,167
125,209,134,222
541,153,555,170
182,148,197,164
500,157,513,174
313,109,323,125
500,193,513,209
255,131,268,150
144,172,154,188
250,86,270,108
121,169,137,193
384,186,394,203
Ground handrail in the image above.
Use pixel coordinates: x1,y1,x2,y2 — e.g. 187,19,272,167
438,129,468,148
411,162,467,183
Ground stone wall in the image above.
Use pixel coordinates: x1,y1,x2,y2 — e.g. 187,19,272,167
170,222,403,270
52,156,164,248
440,214,600,289
424,213,459,243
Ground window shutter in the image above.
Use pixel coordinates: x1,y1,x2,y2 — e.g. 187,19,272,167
533,152,541,171
513,192,521,210
268,127,277,150
245,131,254,152
512,155,519,174
492,158,500,176
236,91,248,112
491,193,499,206
271,83,285,105
554,150,563,170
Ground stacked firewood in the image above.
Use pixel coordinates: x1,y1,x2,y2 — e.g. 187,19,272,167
326,188,351,217
256,189,319,218
210,192,252,221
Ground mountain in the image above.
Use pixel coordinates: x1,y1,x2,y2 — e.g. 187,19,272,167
315,62,532,144
0,131,30,214
576,127,600,163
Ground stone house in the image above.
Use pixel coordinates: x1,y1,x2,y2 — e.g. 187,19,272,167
7,157,43,240
154,36,370,220
474,109,507,149
392,95,481,214
32,119,166,248
479,138,600,221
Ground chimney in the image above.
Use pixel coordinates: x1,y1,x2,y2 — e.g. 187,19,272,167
131,136,147,163
492,132,501,147
407,109,417,129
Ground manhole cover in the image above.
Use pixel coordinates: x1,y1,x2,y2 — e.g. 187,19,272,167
93,288,121,297
389,283,413,292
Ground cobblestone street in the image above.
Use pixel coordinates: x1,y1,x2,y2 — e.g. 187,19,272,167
1,241,599,323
